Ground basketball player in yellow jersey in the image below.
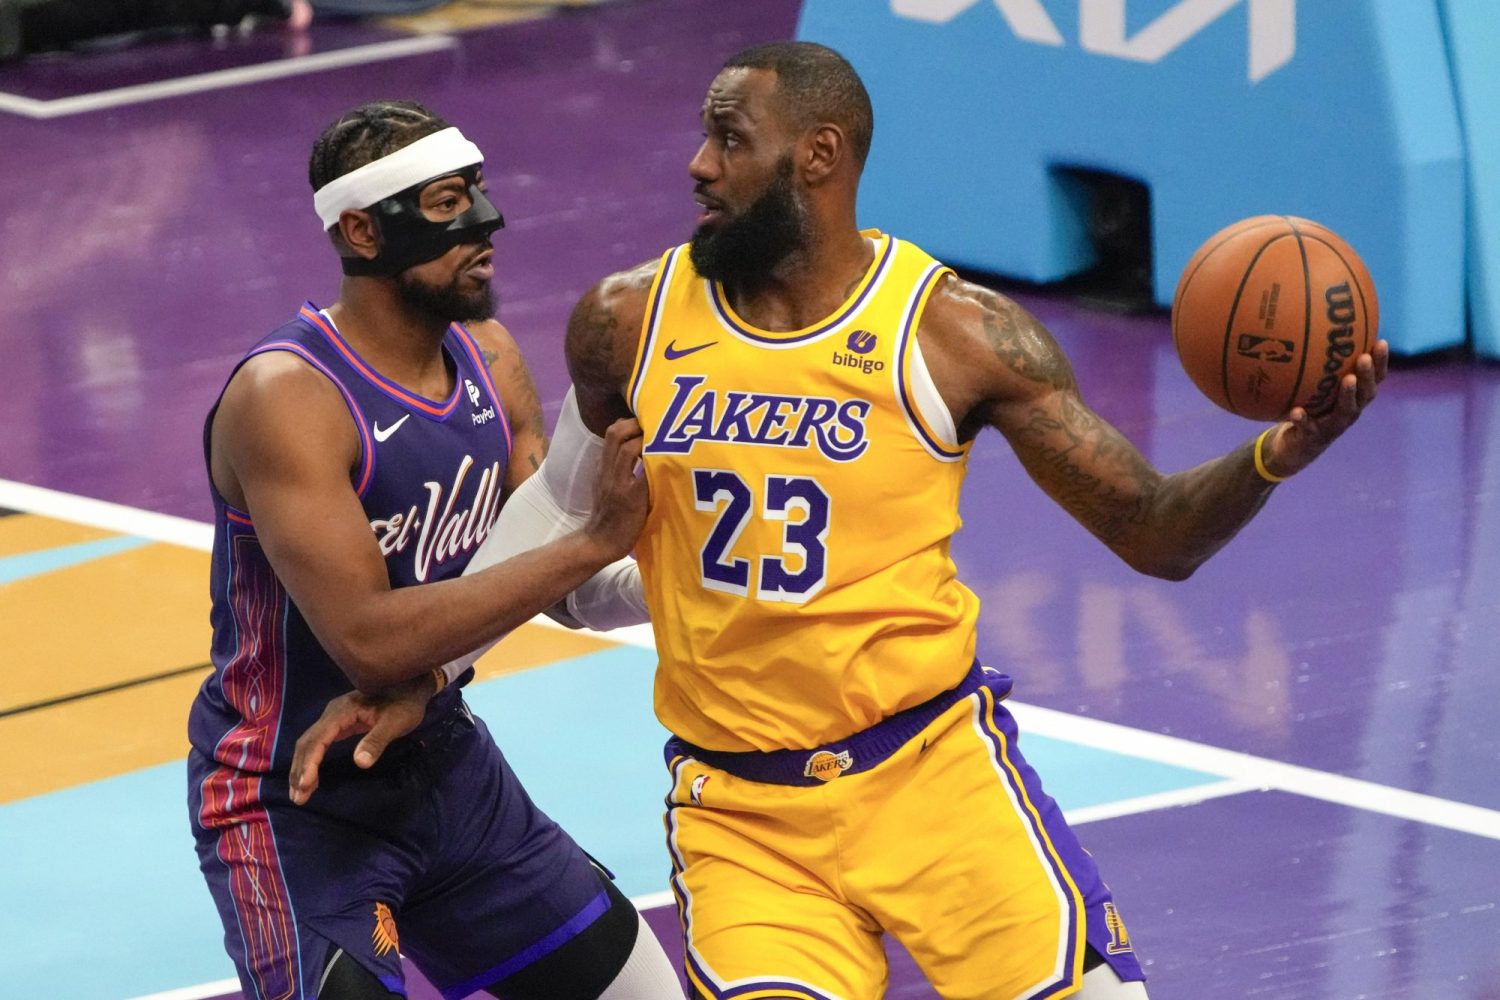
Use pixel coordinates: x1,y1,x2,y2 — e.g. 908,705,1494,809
291,40,1388,1000
559,42,1388,1000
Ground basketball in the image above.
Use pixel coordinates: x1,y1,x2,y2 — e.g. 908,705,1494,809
1171,215,1379,421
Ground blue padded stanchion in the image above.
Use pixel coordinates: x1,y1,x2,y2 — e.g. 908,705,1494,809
797,0,1467,356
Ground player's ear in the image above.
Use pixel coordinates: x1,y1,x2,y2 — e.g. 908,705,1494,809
802,123,844,185
335,209,380,260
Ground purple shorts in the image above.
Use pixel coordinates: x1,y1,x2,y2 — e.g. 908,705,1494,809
188,700,612,1000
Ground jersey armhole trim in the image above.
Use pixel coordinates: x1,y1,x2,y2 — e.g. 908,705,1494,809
627,246,682,414
246,341,376,497
895,265,967,462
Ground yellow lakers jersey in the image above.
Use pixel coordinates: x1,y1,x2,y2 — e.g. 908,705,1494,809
630,232,981,752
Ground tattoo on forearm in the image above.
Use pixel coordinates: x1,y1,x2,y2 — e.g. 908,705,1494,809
1016,397,1157,544
1019,395,1272,562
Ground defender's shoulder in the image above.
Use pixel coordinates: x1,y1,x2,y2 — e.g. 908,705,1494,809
462,317,521,365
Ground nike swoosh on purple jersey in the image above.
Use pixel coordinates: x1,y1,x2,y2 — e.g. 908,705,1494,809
663,339,718,360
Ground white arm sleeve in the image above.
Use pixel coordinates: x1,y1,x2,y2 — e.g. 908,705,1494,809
438,387,649,683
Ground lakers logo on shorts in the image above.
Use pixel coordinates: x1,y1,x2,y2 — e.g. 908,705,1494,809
803,749,853,782
1103,901,1133,954
372,902,400,957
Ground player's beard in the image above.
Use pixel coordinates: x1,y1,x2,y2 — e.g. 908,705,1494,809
396,253,496,325
690,155,807,285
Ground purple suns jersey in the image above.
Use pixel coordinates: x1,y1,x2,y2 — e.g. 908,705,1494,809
187,303,512,799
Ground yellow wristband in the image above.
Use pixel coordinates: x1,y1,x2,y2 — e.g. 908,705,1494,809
430,667,448,696
1253,428,1289,484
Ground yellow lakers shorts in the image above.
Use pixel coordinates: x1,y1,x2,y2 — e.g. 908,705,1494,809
661,663,1145,999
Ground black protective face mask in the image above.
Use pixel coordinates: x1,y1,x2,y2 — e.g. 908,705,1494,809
341,166,505,277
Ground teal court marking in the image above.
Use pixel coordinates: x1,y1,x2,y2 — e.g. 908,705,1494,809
1,645,1230,1000
0,535,151,586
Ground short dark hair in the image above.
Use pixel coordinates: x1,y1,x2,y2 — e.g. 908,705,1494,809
722,41,874,166
308,100,453,192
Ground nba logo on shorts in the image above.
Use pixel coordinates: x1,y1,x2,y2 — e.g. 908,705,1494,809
846,329,877,355
690,774,710,805
803,749,853,782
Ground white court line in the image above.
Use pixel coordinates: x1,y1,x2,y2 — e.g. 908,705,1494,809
0,477,213,549
1009,701,1500,842
0,35,456,120
1061,778,1260,826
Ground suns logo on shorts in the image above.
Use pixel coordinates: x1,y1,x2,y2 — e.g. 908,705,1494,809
803,749,853,782
372,902,400,957
1103,902,1133,954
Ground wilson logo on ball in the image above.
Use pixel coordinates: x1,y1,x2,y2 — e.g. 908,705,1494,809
1303,283,1360,415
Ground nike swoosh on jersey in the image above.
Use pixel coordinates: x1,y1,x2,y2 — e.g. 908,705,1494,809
372,414,411,443
663,339,718,360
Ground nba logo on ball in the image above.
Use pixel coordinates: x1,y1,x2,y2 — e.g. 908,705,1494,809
846,330,877,355
804,749,853,782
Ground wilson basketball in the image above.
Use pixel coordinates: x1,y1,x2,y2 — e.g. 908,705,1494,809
1171,215,1378,421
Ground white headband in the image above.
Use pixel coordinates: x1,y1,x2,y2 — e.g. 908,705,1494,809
313,127,484,230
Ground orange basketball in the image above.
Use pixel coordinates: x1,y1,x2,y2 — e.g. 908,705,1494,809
1171,215,1378,421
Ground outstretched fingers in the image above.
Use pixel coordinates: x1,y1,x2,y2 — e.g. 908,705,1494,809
290,701,377,804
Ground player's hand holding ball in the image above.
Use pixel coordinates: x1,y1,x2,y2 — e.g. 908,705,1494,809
1171,215,1389,480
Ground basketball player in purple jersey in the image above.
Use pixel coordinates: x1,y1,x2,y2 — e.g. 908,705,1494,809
186,101,680,1000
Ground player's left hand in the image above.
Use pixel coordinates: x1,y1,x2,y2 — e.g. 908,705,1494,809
289,677,432,804
1264,339,1389,478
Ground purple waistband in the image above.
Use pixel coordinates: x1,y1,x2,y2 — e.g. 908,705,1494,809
665,661,1011,787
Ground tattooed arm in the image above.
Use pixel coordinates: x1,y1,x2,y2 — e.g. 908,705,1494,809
918,276,1386,580
564,259,660,435
468,319,547,495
